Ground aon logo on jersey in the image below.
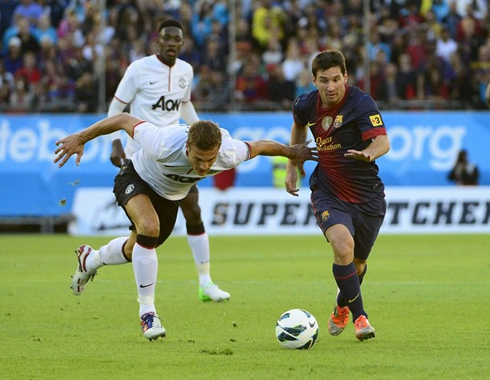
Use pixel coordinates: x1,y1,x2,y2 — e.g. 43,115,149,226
164,173,201,183
152,96,181,111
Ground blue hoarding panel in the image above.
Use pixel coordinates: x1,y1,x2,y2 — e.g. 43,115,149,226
0,112,489,216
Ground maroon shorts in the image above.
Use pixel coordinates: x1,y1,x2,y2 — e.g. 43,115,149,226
310,188,386,260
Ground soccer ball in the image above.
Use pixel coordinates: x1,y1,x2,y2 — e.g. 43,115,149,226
275,309,319,349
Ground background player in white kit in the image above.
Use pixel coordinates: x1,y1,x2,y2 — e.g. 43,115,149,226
107,19,228,302
54,113,317,340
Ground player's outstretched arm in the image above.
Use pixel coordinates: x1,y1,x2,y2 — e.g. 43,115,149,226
286,122,309,196
54,113,143,168
344,134,390,162
247,139,318,167
108,97,129,168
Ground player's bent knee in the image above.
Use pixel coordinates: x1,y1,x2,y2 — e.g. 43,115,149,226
136,234,158,249
135,220,159,237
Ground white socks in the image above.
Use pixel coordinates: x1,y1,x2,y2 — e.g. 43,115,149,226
132,243,158,317
187,233,212,287
85,237,129,273
99,237,129,264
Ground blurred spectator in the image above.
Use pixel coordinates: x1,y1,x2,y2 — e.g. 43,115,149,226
81,30,103,64
425,9,443,42
267,63,295,108
74,70,98,112
178,35,202,69
298,1,326,35
435,25,458,62
251,0,286,51
3,14,24,53
33,12,57,45
424,68,450,105
428,0,450,23
43,0,67,29
15,13,40,54
407,28,429,72
0,57,14,104
3,36,23,74
368,31,391,62
456,0,487,20
0,0,489,113
13,0,42,27
235,56,268,104
47,71,74,109
294,67,315,98
193,65,230,110
235,16,256,50
447,52,473,107
201,34,227,72
191,0,215,48
396,53,417,99
38,57,60,103
441,1,462,39
456,9,483,60
388,32,408,67
65,46,92,80
261,35,283,67
57,7,84,47
14,49,40,84
230,38,252,76
448,149,479,185
0,0,19,39
9,74,35,111
281,38,305,83
323,21,342,51
375,62,399,106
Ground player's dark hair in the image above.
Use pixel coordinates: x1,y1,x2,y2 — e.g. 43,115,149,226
188,120,222,150
158,19,184,33
311,50,347,77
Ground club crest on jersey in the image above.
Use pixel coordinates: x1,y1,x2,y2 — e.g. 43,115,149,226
179,78,187,89
322,116,333,131
321,210,330,221
125,184,135,195
333,115,343,128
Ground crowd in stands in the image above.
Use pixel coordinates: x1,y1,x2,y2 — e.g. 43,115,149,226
0,0,489,113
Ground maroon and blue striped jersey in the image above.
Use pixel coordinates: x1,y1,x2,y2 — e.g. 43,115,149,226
293,85,387,203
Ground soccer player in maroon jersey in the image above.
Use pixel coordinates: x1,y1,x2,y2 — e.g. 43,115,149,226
285,49,390,341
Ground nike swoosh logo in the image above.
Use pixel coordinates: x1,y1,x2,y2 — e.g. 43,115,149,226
306,121,316,127
348,293,360,303
139,282,154,288
149,81,159,85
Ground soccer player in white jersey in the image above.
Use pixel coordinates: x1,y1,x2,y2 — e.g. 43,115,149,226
54,113,317,340
107,19,228,302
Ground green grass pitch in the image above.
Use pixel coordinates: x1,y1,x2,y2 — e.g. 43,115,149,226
1,234,489,379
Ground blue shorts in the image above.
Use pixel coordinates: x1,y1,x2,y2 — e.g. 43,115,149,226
310,188,386,261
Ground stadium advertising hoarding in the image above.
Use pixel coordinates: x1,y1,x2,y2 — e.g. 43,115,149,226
0,112,489,221
68,186,490,235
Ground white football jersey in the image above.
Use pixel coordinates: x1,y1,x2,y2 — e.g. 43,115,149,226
113,54,193,157
131,122,250,200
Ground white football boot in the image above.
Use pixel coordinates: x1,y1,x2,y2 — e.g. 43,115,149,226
71,245,97,295
198,283,230,302
141,312,166,341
